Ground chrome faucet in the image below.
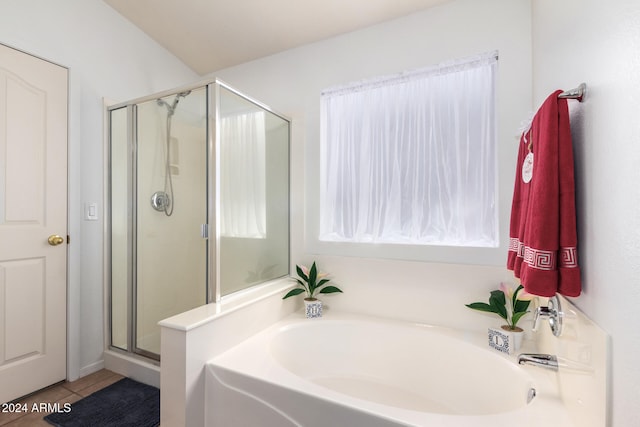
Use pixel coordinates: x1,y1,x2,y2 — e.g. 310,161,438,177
517,353,559,371
532,294,563,337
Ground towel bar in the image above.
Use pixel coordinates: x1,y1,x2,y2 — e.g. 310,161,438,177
558,83,586,102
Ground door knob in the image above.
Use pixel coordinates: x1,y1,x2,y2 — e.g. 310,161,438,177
48,235,65,246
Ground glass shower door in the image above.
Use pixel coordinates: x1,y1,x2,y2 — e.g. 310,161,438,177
134,87,208,357
109,80,290,362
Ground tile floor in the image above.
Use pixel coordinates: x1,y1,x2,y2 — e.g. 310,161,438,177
0,369,124,426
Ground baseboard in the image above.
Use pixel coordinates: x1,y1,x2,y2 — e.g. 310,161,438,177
79,359,105,379
103,350,160,388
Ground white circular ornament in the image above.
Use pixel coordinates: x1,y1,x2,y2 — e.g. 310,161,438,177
522,152,534,183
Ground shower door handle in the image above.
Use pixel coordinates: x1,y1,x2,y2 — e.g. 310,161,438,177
200,224,209,239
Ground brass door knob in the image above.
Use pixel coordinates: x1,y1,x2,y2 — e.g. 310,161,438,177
48,235,64,246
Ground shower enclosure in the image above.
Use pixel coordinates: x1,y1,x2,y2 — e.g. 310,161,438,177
108,80,290,360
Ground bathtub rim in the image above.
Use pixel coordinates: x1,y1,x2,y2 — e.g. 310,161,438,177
206,310,574,427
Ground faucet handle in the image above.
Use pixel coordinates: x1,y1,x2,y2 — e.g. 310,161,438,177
532,306,551,332
531,295,563,337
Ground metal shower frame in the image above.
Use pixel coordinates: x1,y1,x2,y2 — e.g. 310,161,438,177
106,78,291,361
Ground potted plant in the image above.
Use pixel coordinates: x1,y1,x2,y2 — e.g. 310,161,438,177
283,261,343,318
466,283,534,351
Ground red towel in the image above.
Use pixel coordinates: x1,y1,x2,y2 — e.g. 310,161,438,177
507,90,581,297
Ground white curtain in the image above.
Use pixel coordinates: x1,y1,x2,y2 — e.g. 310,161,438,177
319,52,498,247
220,111,266,238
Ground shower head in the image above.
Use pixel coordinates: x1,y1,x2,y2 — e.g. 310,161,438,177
156,98,174,115
156,90,191,116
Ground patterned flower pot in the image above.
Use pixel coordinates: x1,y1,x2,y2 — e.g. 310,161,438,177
304,298,323,319
488,325,524,354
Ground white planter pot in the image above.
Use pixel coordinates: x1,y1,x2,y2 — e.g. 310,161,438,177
304,298,323,319
488,326,524,355
506,326,525,352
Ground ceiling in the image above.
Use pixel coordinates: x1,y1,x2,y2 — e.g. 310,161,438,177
103,0,451,75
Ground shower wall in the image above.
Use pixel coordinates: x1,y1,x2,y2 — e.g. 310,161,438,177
135,88,207,355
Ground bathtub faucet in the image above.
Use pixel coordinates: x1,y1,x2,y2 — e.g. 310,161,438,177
517,353,558,371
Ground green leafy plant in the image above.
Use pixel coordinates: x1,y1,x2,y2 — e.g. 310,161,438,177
283,261,343,300
465,283,534,331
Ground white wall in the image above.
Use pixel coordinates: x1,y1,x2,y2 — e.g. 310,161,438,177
215,0,532,330
533,1,640,425
0,0,199,380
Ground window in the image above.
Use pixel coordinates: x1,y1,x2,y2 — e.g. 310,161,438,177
319,52,498,247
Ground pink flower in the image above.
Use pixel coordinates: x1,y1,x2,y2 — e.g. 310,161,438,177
499,282,514,299
299,265,329,280
300,265,309,276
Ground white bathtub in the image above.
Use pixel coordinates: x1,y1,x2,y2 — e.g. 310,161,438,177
205,312,574,426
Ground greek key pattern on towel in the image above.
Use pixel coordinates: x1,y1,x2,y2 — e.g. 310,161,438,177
524,246,556,270
509,238,578,270
560,247,578,268
509,237,524,256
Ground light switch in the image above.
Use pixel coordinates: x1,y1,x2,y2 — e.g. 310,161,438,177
85,202,98,221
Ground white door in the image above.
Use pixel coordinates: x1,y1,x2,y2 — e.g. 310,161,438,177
0,43,68,403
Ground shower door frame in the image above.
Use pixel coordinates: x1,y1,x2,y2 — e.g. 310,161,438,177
106,78,291,362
